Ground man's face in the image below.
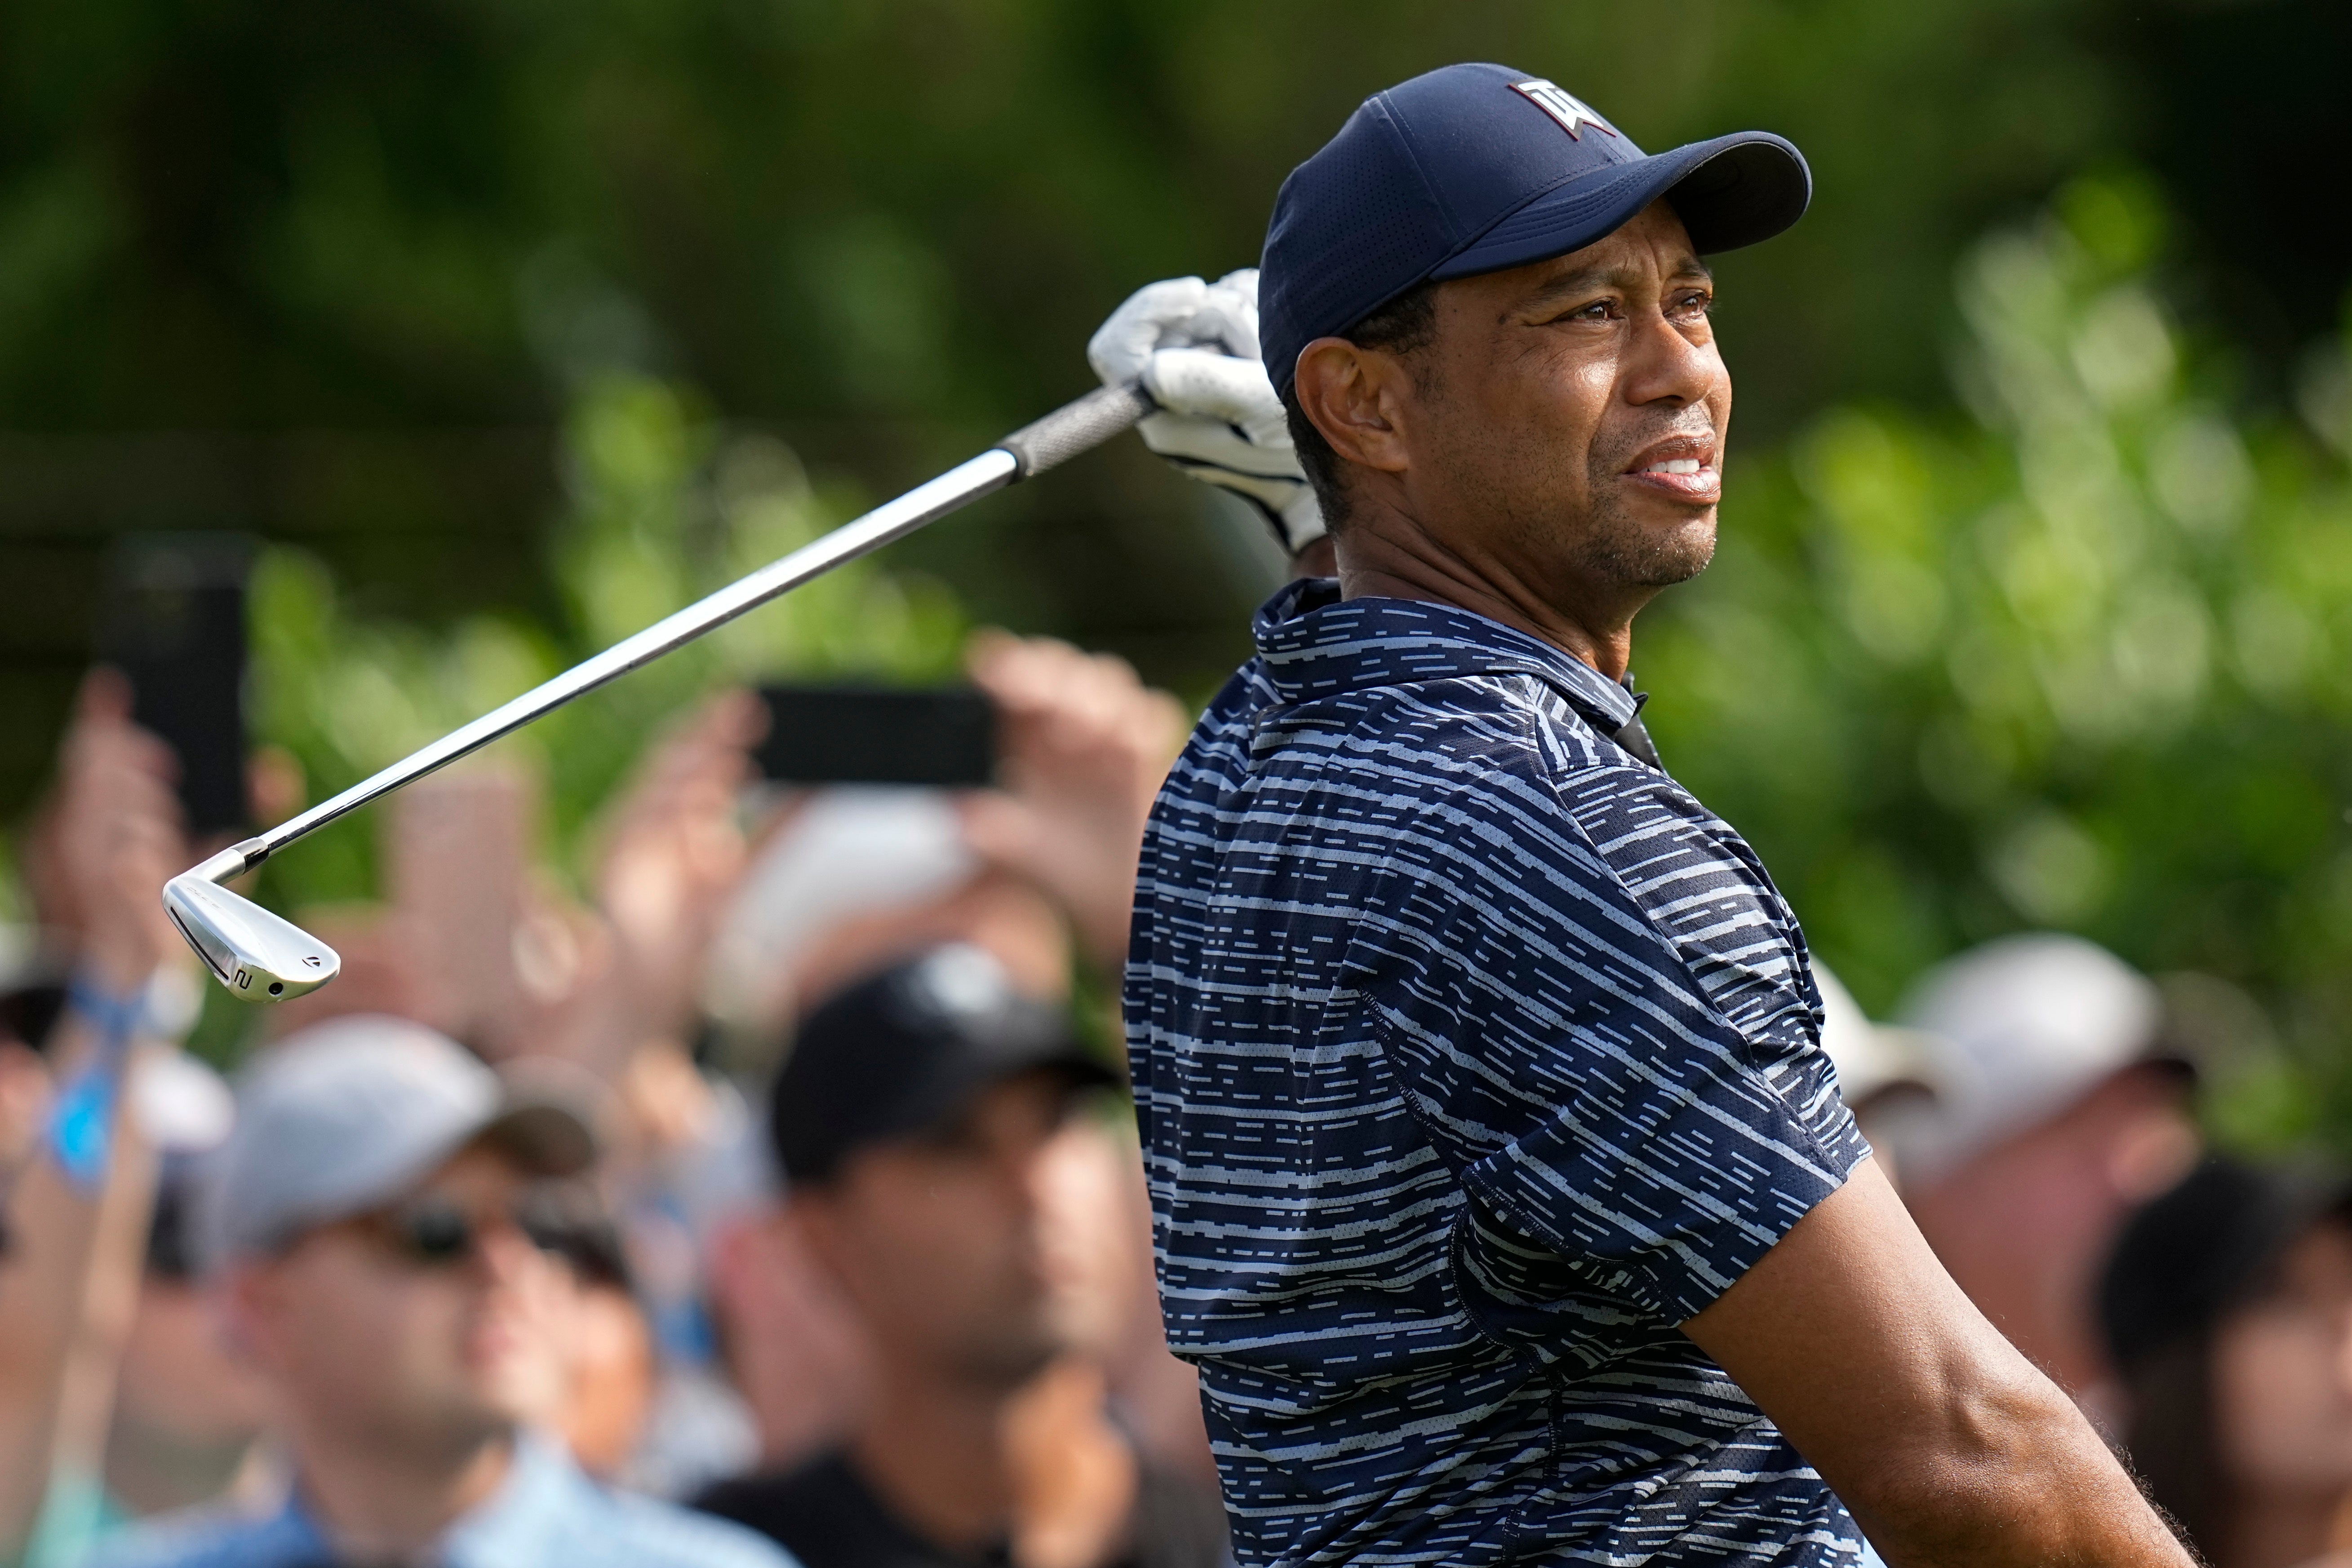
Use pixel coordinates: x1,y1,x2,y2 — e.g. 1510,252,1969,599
793,1072,1092,1391
229,1145,572,1459
1342,200,1730,614
2214,1220,2352,1497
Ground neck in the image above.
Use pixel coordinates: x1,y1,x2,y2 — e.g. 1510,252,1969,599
287,1413,513,1564
1331,496,1650,682
850,1355,1135,1568
2223,1484,2346,1568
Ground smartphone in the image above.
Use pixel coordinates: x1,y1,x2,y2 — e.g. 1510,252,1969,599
755,684,996,788
94,534,253,837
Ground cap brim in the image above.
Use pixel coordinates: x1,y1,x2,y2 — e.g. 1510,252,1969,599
216,1086,599,1267
478,1097,599,1180
786,1041,1119,1185
1430,130,1810,283
871,1045,1118,1154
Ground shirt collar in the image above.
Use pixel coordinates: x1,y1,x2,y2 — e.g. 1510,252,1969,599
277,1431,587,1567
1251,577,1640,731
439,1431,594,1565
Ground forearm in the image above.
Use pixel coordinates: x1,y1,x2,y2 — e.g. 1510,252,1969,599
1686,1161,2192,1568
45,1062,159,1494
0,1165,100,1555
1846,1364,2190,1568
0,1017,112,1554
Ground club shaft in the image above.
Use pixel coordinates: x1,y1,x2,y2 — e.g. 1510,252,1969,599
233,448,1015,874
175,379,1155,889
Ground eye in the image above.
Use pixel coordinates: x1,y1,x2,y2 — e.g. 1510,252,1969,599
1547,298,1616,326
1668,289,1715,321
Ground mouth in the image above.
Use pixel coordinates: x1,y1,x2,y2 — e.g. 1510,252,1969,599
1622,435,1722,505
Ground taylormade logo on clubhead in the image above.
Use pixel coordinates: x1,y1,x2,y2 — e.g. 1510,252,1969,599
159,379,1154,1001
163,870,341,1002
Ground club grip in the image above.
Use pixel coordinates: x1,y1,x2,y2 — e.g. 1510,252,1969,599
996,380,1156,480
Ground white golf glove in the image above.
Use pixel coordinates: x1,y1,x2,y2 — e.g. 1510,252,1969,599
1087,269,1326,555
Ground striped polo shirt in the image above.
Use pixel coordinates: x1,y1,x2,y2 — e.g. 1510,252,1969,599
1123,580,1870,1567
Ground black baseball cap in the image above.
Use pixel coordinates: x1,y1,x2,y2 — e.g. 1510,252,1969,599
1259,62,1811,398
2099,1158,2352,1373
768,945,1117,1185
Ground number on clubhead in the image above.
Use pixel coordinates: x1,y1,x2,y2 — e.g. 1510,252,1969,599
161,875,341,1003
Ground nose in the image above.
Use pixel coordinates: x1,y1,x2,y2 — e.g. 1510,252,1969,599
470,1215,549,1285
1622,300,1722,411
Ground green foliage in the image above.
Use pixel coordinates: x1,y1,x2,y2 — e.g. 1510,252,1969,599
249,371,967,912
1641,173,2352,1148
0,0,2150,716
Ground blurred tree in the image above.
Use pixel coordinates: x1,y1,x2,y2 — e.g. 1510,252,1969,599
0,0,2218,795
247,372,967,915
1640,171,2352,1148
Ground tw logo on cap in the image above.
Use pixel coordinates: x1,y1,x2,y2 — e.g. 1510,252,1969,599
1511,80,1618,141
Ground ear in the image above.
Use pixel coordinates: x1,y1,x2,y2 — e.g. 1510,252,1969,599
778,1191,841,1278
217,1262,284,1373
1292,337,1417,477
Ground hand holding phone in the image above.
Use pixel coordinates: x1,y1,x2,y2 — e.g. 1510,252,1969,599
93,534,253,839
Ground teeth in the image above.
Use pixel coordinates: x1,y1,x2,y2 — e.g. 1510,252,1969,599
1647,458,1702,475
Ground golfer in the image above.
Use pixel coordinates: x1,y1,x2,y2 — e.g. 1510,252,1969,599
1120,63,2192,1567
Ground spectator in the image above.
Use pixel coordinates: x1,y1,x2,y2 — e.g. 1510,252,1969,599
89,1015,795,1568
2101,1160,2352,1568
704,635,1186,1052
1897,933,2200,1407
2,672,204,1562
1812,965,1944,1191
100,1160,272,1521
690,640,1196,1485
540,1209,662,1484
696,947,1228,1568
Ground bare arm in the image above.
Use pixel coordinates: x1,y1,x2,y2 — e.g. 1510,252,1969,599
0,673,186,1555
1683,1157,2192,1568
0,1037,110,1555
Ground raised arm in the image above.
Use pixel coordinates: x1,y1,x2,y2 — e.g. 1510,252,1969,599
1684,1157,2191,1568
0,674,186,1556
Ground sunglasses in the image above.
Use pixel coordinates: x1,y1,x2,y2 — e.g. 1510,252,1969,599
365,1183,602,1270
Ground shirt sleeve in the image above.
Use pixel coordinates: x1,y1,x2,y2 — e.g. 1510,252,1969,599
1345,713,1866,1327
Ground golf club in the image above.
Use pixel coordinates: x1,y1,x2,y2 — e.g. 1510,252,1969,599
162,379,1157,1002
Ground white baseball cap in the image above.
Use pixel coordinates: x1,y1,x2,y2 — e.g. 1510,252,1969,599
1814,964,1944,1111
202,1014,596,1268
1894,933,2179,1183
701,787,976,1035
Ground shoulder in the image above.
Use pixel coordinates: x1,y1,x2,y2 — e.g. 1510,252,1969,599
692,1452,847,1525
463,1440,802,1568
587,1489,804,1568
80,1507,307,1568
690,1453,916,1568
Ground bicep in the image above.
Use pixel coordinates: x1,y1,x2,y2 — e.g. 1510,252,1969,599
1680,1158,2084,1537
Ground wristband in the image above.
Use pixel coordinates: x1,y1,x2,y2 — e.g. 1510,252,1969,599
66,971,148,1045
44,972,147,1193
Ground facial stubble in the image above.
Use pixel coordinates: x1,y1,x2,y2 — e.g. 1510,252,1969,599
1429,389,1720,595
1573,434,1720,590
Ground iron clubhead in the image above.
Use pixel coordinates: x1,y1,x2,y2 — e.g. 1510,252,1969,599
162,874,341,1002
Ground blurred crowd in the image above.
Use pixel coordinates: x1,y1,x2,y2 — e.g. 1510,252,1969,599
4,627,2352,1568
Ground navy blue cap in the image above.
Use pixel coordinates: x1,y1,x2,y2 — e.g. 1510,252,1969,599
768,944,1116,1185
1260,63,1811,397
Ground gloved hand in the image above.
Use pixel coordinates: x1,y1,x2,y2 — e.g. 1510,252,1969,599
1088,269,1325,555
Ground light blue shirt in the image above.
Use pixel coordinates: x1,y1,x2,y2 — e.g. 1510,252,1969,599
85,1432,797,1568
